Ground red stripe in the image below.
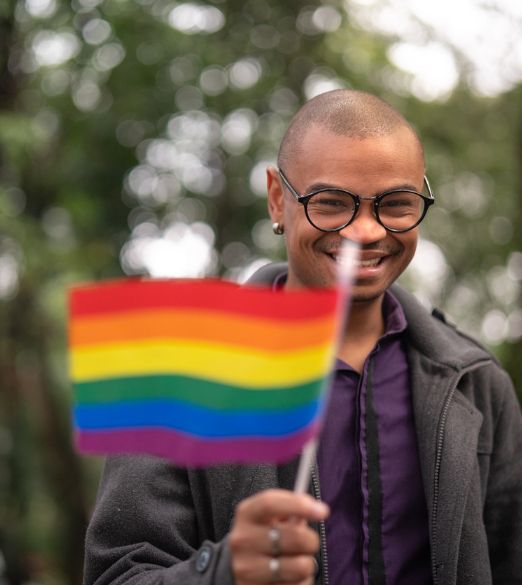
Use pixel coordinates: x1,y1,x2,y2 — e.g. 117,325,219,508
69,278,338,320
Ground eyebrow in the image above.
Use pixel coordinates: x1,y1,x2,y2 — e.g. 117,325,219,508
304,181,421,196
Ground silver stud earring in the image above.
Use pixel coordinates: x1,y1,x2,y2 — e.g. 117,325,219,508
272,222,284,235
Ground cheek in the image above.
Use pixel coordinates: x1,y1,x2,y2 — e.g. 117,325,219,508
283,204,303,230
283,211,317,248
400,233,418,264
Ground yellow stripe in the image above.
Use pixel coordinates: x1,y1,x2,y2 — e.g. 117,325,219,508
71,340,335,387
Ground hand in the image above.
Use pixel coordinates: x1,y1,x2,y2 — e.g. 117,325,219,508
229,489,329,585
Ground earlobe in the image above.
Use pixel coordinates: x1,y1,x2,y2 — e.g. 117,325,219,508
266,166,285,223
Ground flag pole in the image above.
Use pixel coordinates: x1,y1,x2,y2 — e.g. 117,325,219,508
293,241,360,494
293,438,319,494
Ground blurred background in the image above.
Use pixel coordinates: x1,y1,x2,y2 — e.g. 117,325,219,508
0,0,521,583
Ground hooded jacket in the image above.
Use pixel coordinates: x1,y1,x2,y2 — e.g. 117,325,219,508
84,264,522,585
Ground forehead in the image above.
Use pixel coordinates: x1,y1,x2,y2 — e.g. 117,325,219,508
291,124,425,193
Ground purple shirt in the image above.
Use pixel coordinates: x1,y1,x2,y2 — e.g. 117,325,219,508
317,292,432,585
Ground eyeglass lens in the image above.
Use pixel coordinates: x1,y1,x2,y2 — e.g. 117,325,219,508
306,190,425,232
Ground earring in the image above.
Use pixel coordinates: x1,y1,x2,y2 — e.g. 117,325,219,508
272,222,284,235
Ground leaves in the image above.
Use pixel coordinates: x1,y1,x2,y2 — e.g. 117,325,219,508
0,1,521,583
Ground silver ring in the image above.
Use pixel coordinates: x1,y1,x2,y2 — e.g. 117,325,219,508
269,557,280,583
268,526,281,556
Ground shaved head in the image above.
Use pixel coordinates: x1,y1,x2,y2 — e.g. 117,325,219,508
278,89,423,169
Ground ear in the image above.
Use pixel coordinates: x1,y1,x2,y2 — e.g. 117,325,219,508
266,166,284,223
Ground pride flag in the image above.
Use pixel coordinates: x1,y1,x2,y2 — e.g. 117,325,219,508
69,278,342,466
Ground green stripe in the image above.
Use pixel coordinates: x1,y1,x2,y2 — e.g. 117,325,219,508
74,375,324,411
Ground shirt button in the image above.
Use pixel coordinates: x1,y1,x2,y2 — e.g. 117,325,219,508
195,544,212,573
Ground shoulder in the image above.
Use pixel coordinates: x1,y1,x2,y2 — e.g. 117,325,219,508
390,284,499,370
391,285,517,417
245,262,288,287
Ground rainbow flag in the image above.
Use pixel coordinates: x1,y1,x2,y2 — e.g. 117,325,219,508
69,278,342,466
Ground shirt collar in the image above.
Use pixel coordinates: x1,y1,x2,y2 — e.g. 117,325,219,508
381,289,408,337
272,272,287,291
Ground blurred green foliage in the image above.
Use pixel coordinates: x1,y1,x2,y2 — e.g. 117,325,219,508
0,1,520,583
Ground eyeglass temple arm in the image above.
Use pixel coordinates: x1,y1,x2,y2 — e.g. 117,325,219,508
424,175,435,200
278,169,302,201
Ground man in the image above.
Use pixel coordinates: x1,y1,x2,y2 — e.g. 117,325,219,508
84,90,522,585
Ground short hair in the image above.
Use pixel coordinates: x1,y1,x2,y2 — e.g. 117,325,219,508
277,89,423,169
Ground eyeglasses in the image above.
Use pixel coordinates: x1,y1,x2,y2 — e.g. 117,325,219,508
278,168,435,233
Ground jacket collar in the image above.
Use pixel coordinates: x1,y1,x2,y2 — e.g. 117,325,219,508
390,284,492,372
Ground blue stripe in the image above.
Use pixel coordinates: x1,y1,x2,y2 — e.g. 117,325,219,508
74,399,323,437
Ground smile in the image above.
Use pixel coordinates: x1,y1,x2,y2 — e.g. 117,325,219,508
327,253,384,268
355,258,381,268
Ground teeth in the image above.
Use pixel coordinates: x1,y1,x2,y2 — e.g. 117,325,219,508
328,254,381,267
356,258,381,267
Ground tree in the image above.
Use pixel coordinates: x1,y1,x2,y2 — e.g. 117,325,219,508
0,1,520,583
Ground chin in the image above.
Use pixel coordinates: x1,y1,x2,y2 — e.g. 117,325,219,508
350,286,387,304
351,294,385,304
287,273,335,290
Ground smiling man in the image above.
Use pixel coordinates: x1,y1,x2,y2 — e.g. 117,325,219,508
265,102,430,372
84,90,522,585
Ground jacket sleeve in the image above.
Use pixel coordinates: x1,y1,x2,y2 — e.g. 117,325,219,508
483,368,522,583
83,455,235,585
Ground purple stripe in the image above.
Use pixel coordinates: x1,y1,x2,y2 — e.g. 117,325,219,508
75,423,320,466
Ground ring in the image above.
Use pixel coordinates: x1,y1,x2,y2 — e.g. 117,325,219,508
269,557,280,583
268,526,281,556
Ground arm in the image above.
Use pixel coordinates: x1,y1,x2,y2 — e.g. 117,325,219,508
84,456,328,585
84,455,231,585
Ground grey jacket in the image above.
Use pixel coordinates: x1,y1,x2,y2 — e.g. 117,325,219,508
84,265,522,585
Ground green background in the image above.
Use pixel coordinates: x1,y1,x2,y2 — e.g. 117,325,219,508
0,1,521,583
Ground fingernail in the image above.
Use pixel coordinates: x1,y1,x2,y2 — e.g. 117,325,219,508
311,500,329,516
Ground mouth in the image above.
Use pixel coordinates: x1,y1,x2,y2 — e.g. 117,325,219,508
355,257,382,268
326,252,385,268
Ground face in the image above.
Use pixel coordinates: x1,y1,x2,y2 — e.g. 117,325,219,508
267,124,425,303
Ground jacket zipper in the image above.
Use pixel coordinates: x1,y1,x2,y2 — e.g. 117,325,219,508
311,464,330,585
311,363,368,585
431,381,456,585
312,360,364,585
430,359,491,585
354,367,365,584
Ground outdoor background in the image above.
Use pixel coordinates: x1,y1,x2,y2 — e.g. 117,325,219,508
0,0,521,583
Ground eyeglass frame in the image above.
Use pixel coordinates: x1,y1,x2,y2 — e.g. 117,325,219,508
277,168,435,234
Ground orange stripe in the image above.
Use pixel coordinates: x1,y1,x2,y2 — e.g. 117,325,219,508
70,309,336,352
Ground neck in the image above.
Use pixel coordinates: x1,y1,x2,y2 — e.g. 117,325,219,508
337,294,386,372
345,295,385,338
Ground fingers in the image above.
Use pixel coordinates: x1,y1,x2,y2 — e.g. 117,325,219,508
230,522,320,556
232,553,316,584
229,489,327,585
235,489,329,524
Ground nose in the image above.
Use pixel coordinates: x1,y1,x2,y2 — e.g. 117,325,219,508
338,201,387,244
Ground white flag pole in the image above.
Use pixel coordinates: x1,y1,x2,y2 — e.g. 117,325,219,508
293,240,360,494
293,438,319,494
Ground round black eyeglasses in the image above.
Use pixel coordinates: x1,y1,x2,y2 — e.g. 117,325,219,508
278,169,435,233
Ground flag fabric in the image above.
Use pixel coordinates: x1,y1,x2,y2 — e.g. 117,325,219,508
69,278,342,466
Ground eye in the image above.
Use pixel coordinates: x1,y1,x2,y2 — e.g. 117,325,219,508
307,191,354,214
379,192,422,215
